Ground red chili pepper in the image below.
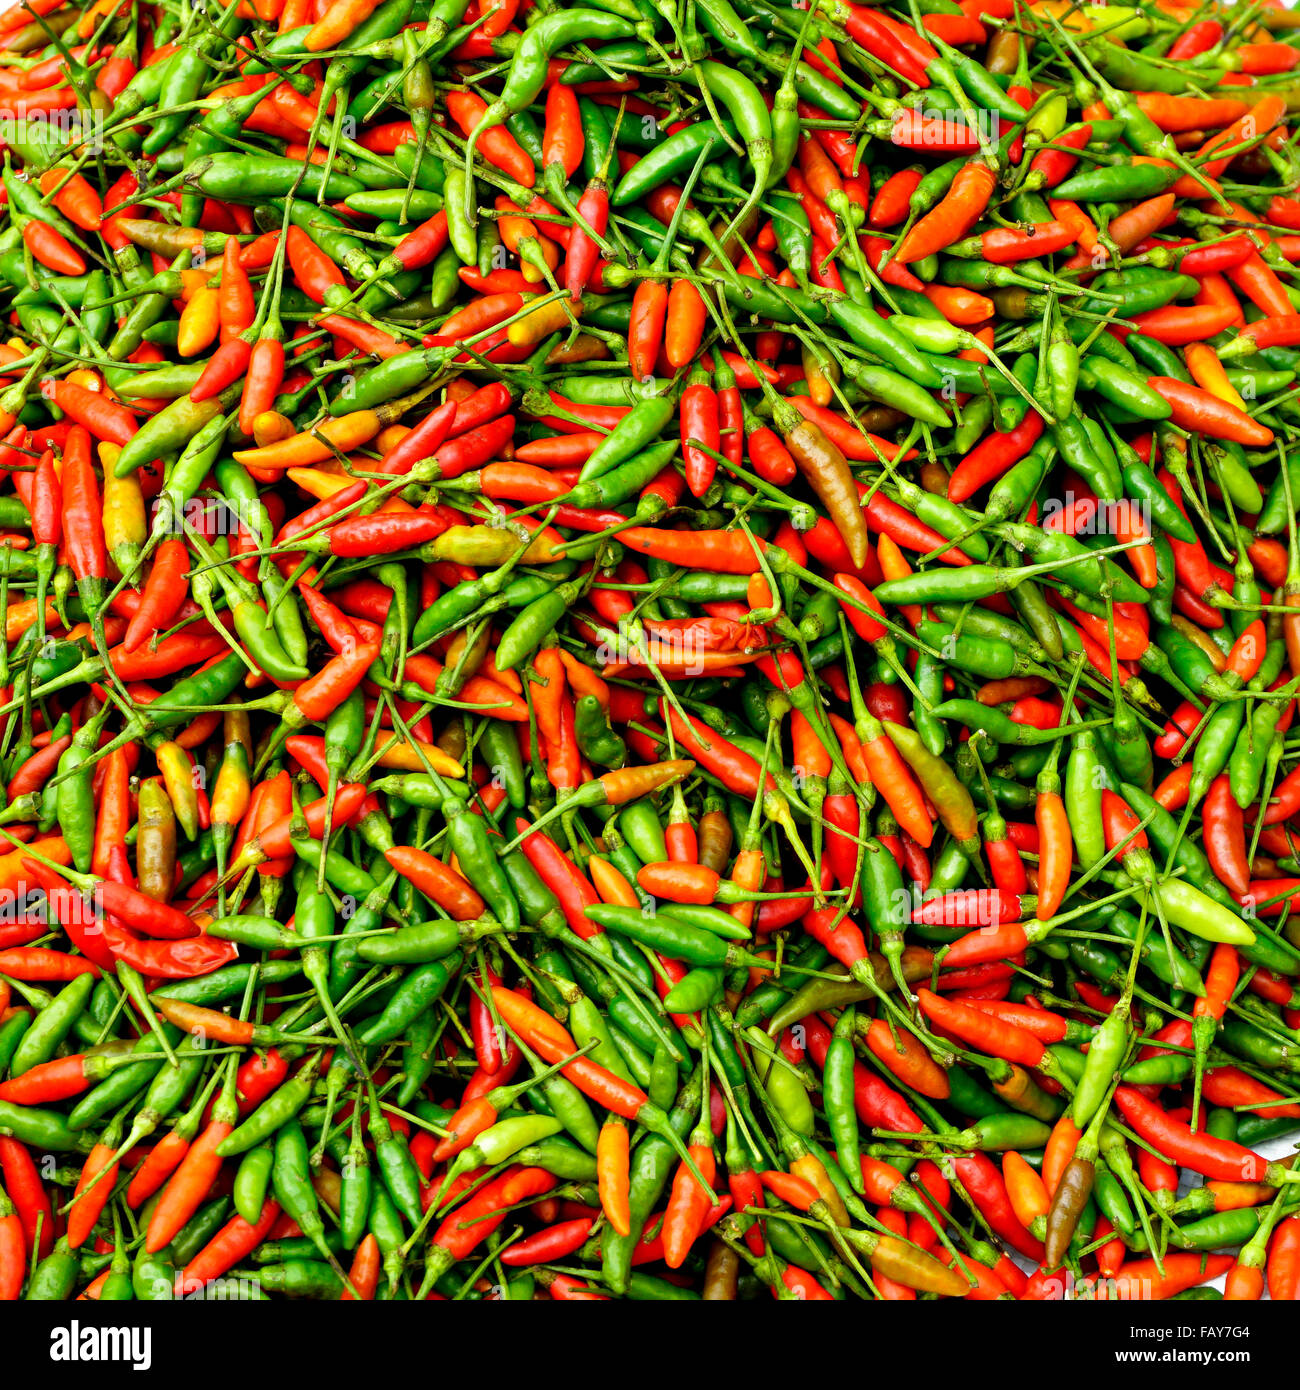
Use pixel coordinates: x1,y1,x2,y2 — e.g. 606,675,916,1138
861,487,971,567
0,1137,53,1260
516,818,602,939
0,1053,93,1104
954,1150,1046,1261
446,90,536,186
677,366,721,497
804,1016,922,1133
842,4,935,85
1268,1216,1300,1301
123,538,190,652
949,412,1044,503
1113,1086,1268,1181
543,83,584,181
917,987,1044,1067
896,162,997,265
176,1199,281,1295
500,1216,594,1267
60,426,106,586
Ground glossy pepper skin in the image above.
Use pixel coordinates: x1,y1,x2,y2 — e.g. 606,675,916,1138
0,0,1299,1312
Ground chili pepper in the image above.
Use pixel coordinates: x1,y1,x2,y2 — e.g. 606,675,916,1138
0,0,1299,1309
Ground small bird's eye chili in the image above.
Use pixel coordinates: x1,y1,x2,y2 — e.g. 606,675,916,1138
0,0,1297,1315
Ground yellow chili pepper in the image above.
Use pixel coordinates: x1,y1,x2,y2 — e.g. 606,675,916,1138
177,285,221,357
211,709,252,874
100,443,147,576
252,411,296,447
233,410,385,470
1185,343,1247,411
136,777,178,901
800,341,838,408
371,737,467,777
155,740,201,841
790,1153,850,1227
443,623,491,682
507,293,577,346
286,466,415,511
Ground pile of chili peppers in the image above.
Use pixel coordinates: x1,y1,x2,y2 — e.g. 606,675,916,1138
6,0,1300,1309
